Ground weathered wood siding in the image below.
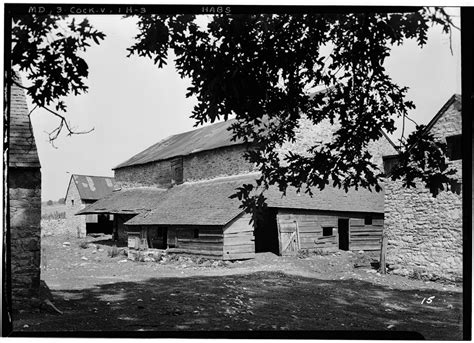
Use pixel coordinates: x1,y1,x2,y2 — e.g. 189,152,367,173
223,213,255,260
115,214,136,243
349,218,384,251
277,210,338,253
167,226,224,258
276,209,384,253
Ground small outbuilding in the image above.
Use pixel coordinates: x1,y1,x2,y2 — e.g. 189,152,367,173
64,174,115,237
124,173,385,260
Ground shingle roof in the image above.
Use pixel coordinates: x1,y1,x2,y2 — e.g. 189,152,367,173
77,187,168,215
68,174,116,201
126,173,384,226
114,119,244,169
9,77,40,168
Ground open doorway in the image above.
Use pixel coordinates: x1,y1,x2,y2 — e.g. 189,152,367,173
254,209,280,254
338,219,349,250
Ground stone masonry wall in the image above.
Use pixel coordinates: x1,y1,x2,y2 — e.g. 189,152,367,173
276,116,398,169
9,168,41,310
183,145,255,182
114,159,172,189
384,99,462,280
115,145,255,188
65,177,86,237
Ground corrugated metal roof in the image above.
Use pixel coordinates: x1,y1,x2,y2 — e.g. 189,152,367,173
114,119,244,169
77,187,167,215
69,174,116,201
9,77,41,168
126,172,384,226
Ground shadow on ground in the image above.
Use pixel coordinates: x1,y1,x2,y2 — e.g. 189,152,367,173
13,271,463,339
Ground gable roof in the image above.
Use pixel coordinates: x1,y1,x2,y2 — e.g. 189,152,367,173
125,172,384,227
9,77,41,168
77,187,167,215
424,94,461,134
114,119,245,169
67,174,116,201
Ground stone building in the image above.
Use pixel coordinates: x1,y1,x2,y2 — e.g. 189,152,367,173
7,79,42,311
64,174,115,237
383,94,462,280
80,116,397,259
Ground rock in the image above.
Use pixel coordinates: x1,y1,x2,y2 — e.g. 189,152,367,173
23,324,29,328
118,259,128,263
358,250,364,254
98,248,104,252
137,299,143,302
81,256,88,261
62,242,70,246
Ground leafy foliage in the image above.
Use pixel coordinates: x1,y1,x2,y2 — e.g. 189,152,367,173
9,15,105,141
389,126,459,197
127,8,459,213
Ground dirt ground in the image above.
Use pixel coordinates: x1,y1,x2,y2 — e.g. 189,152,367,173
12,230,463,339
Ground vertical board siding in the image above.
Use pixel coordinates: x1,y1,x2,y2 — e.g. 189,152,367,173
223,213,255,260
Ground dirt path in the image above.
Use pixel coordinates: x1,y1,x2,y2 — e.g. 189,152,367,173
12,233,463,339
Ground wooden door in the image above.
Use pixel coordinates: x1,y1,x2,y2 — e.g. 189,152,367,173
279,222,299,256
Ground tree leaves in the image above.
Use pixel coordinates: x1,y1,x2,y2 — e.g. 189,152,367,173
10,14,105,137
127,8,457,211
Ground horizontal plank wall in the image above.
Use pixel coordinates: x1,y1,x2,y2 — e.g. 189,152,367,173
168,226,224,258
277,210,338,252
277,209,384,253
223,213,255,260
349,218,383,251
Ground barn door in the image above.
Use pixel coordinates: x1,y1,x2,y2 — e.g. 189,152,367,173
279,222,299,256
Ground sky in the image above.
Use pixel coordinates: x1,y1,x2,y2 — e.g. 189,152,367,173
22,9,461,202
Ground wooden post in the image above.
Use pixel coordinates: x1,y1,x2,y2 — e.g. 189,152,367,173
380,234,388,274
294,220,301,250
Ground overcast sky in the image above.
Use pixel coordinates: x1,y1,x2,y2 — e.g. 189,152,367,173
23,9,461,202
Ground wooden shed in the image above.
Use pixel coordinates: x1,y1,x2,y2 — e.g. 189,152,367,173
125,173,386,260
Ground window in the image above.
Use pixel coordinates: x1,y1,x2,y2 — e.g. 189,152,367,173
383,155,399,176
193,229,199,239
364,216,372,225
322,227,333,237
71,199,74,206
446,135,462,161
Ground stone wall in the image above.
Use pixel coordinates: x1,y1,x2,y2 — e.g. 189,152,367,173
429,98,462,143
114,159,173,189
115,145,255,188
384,97,462,280
9,168,41,310
276,117,397,169
64,177,86,237
183,145,255,182
384,180,462,280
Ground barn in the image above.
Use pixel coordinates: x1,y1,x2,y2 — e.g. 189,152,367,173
64,174,116,237
78,112,396,260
